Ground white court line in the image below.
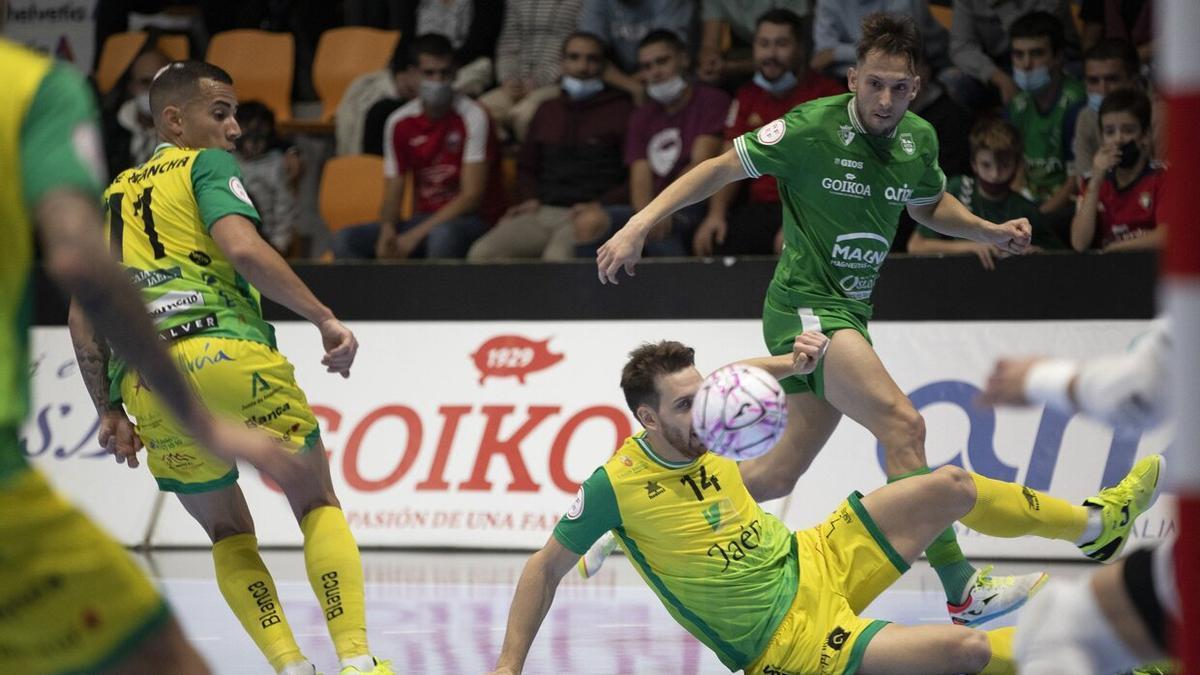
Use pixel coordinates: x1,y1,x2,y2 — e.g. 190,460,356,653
595,623,651,629
381,629,436,635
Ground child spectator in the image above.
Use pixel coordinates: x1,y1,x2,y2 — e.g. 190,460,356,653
908,118,1062,268
1006,11,1085,220
234,101,300,256
1070,88,1165,251
1072,38,1162,181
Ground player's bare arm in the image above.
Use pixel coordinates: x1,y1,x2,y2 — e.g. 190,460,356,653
597,149,748,284
738,331,830,379
491,536,580,674
210,213,359,377
906,191,1032,255
67,302,143,468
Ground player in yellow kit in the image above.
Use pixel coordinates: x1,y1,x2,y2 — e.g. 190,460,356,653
67,61,390,675
0,21,298,674
491,335,1162,674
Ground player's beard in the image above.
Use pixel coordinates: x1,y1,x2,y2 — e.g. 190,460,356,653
663,421,707,459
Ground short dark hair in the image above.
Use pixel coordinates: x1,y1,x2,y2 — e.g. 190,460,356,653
969,117,1023,164
562,31,606,57
1084,38,1140,77
620,341,696,417
407,32,455,66
856,12,922,74
148,60,233,117
1010,11,1066,54
235,100,275,131
1099,87,1152,132
638,28,686,55
756,8,806,43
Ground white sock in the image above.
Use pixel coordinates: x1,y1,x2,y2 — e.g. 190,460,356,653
341,655,376,672
279,661,316,675
1074,506,1104,546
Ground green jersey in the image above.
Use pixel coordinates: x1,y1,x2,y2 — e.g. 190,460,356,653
1,40,106,476
553,433,797,670
733,93,946,319
1007,77,1086,202
917,175,1065,250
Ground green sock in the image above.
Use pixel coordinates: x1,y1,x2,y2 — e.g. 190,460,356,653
888,467,977,603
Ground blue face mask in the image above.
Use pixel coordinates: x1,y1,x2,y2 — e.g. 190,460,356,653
1013,65,1052,92
753,70,798,96
561,75,604,101
1087,91,1104,112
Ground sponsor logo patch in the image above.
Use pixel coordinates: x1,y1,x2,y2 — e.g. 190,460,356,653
189,250,212,266
129,266,182,288
147,290,202,320
158,313,219,341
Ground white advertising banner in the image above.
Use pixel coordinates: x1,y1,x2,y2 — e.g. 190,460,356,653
26,320,1173,558
3,0,98,71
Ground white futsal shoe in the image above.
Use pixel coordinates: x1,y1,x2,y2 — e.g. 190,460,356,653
947,565,1049,626
577,531,618,579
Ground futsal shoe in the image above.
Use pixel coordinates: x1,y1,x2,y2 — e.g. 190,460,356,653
577,531,618,579
947,565,1049,626
1079,454,1164,563
339,658,394,674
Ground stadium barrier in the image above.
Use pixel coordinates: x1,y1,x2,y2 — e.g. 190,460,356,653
28,252,1170,557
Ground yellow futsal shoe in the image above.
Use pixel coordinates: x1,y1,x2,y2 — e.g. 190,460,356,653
340,658,394,674
1079,454,1164,563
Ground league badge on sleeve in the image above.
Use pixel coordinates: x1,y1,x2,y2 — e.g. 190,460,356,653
228,177,254,206
565,488,585,520
757,119,786,146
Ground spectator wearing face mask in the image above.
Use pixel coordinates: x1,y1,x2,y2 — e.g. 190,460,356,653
577,0,695,104
1006,11,1085,225
694,8,841,256
573,29,730,258
1070,88,1165,252
106,48,170,174
468,32,632,261
332,33,503,260
1071,38,1163,181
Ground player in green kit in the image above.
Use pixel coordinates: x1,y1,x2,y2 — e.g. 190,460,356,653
593,13,1138,626
490,336,1162,675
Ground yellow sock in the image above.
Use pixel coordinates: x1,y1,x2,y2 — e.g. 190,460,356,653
961,472,1088,542
980,626,1015,675
301,506,370,660
212,533,304,672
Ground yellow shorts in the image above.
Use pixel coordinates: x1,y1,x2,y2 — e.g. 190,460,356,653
0,467,168,673
745,492,909,675
120,336,320,493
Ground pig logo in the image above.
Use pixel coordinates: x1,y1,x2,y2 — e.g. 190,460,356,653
471,336,564,384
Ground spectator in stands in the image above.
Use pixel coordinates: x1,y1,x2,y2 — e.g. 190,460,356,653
573,29,729,258
332,34,500,260
1006,11,1085,226
234,102,300,256
1070,88,1165,252
578,0,695,103
811,0,949,79
104,48,170,174
694,8,840,256
946,0,1080,108
336,41,416,156
908,118,1061,268
397,0,504,97
480,0,584,143
695,0,812,85
1080,0,1153,62
1072,38,1161,182
468,33,632,261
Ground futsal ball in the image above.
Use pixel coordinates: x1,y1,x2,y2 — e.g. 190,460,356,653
692,364,787,460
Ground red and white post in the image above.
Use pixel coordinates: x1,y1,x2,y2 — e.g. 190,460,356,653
1160,0,1200,670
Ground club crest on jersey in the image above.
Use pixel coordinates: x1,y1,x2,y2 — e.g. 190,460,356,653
838,124,855,146
565,488,585,520
900,133,915,155
757,119,785,146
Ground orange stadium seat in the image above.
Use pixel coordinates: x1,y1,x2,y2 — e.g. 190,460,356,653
312,27,401,123
155,34,190,61
94,31,148,94
931,5,953,31
206,29,295,123
319,155,387,234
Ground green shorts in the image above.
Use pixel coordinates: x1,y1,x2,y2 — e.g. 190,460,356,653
762,288,872,398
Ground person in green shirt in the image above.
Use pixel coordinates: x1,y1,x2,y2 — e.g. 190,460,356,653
1006,11,1086,221
909,117,1063,268
593,11,1134,628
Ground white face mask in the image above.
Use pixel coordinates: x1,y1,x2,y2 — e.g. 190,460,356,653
646,75,687,105
562,75,604,100
753,70,798,96
136,92,152,117
419,79,454,108
1013,65,1052,92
